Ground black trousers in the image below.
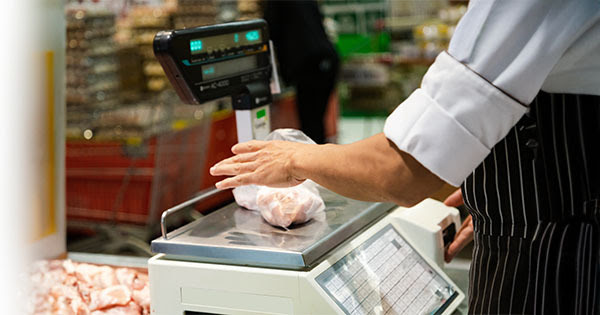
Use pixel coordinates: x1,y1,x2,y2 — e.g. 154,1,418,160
462,92,600,314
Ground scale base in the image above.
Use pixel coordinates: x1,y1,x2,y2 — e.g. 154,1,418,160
149,254,337,315
148,210,465,315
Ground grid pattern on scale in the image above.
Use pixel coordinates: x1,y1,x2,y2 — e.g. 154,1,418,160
316,225,457,315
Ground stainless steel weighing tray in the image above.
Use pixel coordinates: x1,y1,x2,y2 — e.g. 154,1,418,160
151,188,396,270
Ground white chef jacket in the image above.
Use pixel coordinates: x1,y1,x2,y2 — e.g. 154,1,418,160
384,0,600,187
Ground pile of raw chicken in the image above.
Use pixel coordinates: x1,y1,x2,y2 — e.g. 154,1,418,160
27,260,150,315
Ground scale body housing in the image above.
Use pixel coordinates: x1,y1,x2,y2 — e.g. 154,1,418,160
391,199,462,267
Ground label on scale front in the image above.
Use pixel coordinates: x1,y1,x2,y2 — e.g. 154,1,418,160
316,224,457,315
235,105,270,142
251,105,270,140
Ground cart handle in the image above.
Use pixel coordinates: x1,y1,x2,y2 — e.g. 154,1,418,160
161,187,225,240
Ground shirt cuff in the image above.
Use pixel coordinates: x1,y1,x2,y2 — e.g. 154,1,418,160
384,52,528,187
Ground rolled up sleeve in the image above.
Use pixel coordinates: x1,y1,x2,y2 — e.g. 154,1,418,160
384,52,526,186
384,0,599,186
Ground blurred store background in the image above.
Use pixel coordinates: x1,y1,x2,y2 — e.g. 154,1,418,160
61,0,467,257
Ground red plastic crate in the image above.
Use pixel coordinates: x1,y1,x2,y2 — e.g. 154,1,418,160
66,122,210,225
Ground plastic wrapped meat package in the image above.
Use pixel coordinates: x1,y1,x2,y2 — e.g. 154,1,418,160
234,178,325,230
247,180,325,229
232,129,325,229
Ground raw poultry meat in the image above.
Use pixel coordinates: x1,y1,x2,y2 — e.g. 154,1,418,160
257,189,309,227
26,260,150,315
115,268,137,287
91,302,141,315
256,184,325,228
89,285,131,310
132,286,150,312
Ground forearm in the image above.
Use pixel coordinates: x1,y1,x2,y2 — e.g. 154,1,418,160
210,132,444,206
293,133,444,206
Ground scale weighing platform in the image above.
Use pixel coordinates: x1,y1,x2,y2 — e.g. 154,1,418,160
149,19,464,314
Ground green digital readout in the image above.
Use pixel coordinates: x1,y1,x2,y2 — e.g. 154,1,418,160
190,40,203,52
245,30,260,41
190,29,262,55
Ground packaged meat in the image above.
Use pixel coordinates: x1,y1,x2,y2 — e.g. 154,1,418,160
256,182,325,228
232,185,260,210
232,129,326,229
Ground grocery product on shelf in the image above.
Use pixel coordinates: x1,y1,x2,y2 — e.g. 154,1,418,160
66,9,120,110
129,6,173,93
129,1,219,94
237,0,261,20
116,44,146,103
411,5,467,59
172,0,217,29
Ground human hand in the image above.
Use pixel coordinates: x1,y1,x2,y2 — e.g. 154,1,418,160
443,189,474,262
443,188,464,208
209,140,311,189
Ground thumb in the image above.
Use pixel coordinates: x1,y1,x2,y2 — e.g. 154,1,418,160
444,215,473,262
444,189,464,208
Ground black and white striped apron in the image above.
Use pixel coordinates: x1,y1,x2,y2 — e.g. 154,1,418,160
461,91,600,314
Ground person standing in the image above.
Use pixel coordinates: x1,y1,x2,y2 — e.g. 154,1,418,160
264,0,339,144
213,1,600,313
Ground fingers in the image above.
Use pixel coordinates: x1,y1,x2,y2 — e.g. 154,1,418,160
210,152,259,175
444,215,474,262
231,152,259,163
215,173,256,189
210,162,258,176
444,189,464,207
232,140,267,154
211,140,298,188
442,191,471,262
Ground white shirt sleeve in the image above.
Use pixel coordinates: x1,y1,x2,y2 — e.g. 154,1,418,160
384,0,600,187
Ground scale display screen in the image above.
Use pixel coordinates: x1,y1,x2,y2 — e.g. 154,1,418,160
316,224,457,315
201,55,258,81
190,29,262,55
154,20,271,104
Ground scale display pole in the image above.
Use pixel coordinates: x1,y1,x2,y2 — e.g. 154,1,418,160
231,81,271,142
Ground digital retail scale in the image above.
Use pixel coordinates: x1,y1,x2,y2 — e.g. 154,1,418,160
150,20,464,315
153,19,276,142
